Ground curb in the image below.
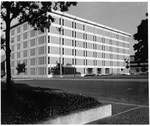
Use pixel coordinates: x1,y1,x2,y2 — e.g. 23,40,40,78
40,104,112,124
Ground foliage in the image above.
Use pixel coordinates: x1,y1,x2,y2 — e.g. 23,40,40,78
1,84,101,124
124,58,129,69
16,63,26,75
1,1,77,90
133,13,148,63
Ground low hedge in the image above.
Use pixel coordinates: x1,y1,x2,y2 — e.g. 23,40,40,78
1,84,102,124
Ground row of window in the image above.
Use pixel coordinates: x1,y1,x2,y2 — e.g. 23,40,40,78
52,15,130,42
11,57,126,69
11,26,45,41
49,35,129,49
11,67,47,75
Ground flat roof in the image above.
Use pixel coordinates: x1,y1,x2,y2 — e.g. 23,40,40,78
10,10,131,37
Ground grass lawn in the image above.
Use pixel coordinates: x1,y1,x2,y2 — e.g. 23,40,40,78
1,82,102,124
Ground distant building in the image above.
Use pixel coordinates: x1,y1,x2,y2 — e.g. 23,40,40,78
10,11,131,78
130,55,148,74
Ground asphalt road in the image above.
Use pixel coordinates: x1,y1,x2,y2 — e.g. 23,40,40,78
14,76,149,124
14,76,148,105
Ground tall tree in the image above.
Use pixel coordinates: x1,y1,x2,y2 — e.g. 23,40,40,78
133,13,148,63
1,2,77,92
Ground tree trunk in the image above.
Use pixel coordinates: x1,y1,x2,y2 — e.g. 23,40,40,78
5,5,12,92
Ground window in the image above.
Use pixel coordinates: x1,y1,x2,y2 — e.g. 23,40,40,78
72,49,74,55
83,25,85,31
11,45,14,51
62,19,64,26
75,49,76,56
72,31,74,37
48,57,50,64
38,46,45,55
30,58,36,65
30,30,36,37
38,57,45,65
11,53,14,59
62,58,64,64
72,40,74,46
59,18,61,25
23,32,28,40
30,39,36,47
83,33,85,39
72,58,74,65
75,22,76,29
38,36,45,44
72,22,74,28
48,46,50,53
17,52,20,58
17,27,21,33
17,43,20,50
48,27,50,33
62,38,64,45
83,50,85,56
75,59,76,65
23,50,28,57
11,37,14,43
30,48,36,56
62,29,64,35
75,40,76,47
17,35,20,41
23,24,28,31
75,31,76,38
11,29,15,36
23,41,28,48
62,48,64,55
48,36,50,43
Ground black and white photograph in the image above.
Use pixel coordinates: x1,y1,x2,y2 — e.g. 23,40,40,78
1,1,149,124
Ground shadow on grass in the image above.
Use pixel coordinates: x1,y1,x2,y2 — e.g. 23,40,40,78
1,82,102,124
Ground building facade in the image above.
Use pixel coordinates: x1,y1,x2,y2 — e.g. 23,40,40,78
10,11,131,78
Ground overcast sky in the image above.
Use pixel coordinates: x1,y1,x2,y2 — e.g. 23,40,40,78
67,2,148,55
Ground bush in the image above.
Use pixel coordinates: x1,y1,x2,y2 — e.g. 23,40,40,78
1,85,102,124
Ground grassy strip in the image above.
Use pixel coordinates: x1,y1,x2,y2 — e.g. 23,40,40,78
1,83,102,124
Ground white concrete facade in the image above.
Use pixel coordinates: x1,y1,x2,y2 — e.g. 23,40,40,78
10,11,131,78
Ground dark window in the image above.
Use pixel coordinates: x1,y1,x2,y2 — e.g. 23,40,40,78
48,36,50,43
72,31,74,37
72,40,74,46
48,46,50,53
62,38,64,45
62,19,64,26
59,18,61,25
83,25,85,31
62,48,64,55
48,57,50,64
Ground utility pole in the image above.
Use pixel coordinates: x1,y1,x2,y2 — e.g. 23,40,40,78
56,26,64,77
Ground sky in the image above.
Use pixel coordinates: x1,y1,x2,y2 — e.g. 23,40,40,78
0,1,148,56
67,2,148,55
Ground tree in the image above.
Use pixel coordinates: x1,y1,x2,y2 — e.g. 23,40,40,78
1,2,77,92
16,63,26,76
133,13,148,63
124,58,129,69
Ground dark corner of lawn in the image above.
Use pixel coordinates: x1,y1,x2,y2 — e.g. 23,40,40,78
1,81,103,124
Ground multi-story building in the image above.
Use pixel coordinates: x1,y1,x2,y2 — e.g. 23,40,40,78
10,11,131,78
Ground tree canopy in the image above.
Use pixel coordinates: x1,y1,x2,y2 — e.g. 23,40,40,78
1,1,77,91
133,13,148,63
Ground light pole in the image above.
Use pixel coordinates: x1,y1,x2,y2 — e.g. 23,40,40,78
56,26,64,77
